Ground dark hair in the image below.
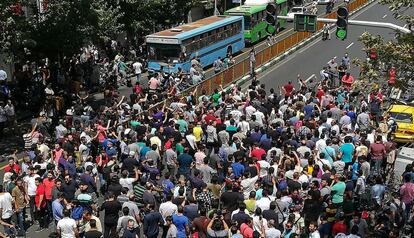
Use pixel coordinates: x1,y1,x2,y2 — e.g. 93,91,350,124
122,206,130,215
63,209,71,217
89,219,97,228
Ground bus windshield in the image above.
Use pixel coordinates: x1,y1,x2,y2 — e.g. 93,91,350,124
244,16,252,30
148,44,182,63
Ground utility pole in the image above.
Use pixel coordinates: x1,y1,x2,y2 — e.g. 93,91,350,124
277,15,412,34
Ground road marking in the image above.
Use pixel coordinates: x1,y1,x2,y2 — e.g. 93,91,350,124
404,24,407,28
346,42,354,49
382,14,387,18
306,74,316,82
327,56,337,64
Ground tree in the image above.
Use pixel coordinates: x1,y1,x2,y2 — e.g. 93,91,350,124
116,0,202,42
352,0,414,91
0,0,35,64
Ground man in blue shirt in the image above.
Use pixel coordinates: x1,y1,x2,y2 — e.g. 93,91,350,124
177,148,193,179
231,157,245,178
172,206,189,238
339,136,355,168
52,192,64,225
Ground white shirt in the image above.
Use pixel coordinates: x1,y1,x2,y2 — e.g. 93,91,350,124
159,201,178,224
119,178,136,193
245,106,257,120
0,192,14,219
132,62,142,74
265,228,281,238
309,230,321,238
253,215,268,232
24,174,40,196
241,176,259,199
256,197,272,211
257,160,270,178
57,217,77,238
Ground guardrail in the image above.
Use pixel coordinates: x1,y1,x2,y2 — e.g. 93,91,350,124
155,0,369,107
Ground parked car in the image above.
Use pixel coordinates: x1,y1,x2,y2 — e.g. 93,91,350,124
287,7,307,21
387,104,414,143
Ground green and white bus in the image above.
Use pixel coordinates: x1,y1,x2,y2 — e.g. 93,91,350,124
224,0,289,44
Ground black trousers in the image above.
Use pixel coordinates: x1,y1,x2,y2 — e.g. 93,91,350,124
104,223,117,238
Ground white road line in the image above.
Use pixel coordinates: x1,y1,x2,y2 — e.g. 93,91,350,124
382,14,387,18
404,24,408,28
346,42,354,49
306,74,316,82
327,56,337,64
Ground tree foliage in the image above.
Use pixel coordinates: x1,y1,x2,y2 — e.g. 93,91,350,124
0,0,200,63
353,0,414,91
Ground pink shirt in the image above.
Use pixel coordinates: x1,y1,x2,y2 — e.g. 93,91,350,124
149,77,160,90
97,125,107,143
400,182,414,204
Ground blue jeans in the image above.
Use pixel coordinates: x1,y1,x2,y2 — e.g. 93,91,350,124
2,217,12,235
16,209,25,231
372,159,382,175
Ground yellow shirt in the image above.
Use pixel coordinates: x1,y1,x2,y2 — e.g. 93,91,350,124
244,199,256,214
193,126,203,142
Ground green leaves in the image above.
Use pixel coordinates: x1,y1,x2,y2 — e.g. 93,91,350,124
355,0,414,91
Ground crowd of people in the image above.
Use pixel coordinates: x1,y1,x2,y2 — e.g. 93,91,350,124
0,43,412,238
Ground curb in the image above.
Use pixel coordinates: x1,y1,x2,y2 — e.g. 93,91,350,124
230,0,377,89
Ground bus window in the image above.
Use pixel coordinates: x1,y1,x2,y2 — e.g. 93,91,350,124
147,44,182,62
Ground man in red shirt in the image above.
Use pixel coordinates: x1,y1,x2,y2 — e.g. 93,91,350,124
240,218,254,238
35,177,47,232
369,135,387,175
43,172,55,223
4,157,21,174
250,143,266,161
283,81,295,98
331,215,347,236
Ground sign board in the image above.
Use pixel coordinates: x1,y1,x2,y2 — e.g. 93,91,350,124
146,37,180,44
294,14,317,33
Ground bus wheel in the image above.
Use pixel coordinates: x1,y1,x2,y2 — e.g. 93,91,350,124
227,46,233,56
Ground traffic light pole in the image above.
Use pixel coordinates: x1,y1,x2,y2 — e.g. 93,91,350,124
277,15,412,34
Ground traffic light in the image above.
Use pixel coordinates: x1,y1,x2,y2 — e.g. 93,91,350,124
294,14,306,32
265,3,277,25
336,7,348,40
294,14,317,32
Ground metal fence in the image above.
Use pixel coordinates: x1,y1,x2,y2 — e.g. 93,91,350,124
161,0,369,104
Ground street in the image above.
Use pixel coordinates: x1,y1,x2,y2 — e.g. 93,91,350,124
248,1,409,91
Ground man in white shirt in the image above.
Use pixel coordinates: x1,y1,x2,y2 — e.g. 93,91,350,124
265,219,281,238
256,190,272,211
132,60,142,83
0,188,14,236
57,209,78,238
309,222,321,238
241,174,259,199
119,169,140,194
24,167,40,223
159,194,178,234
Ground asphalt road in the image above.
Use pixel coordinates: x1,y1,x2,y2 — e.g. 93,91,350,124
245,1,409,91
